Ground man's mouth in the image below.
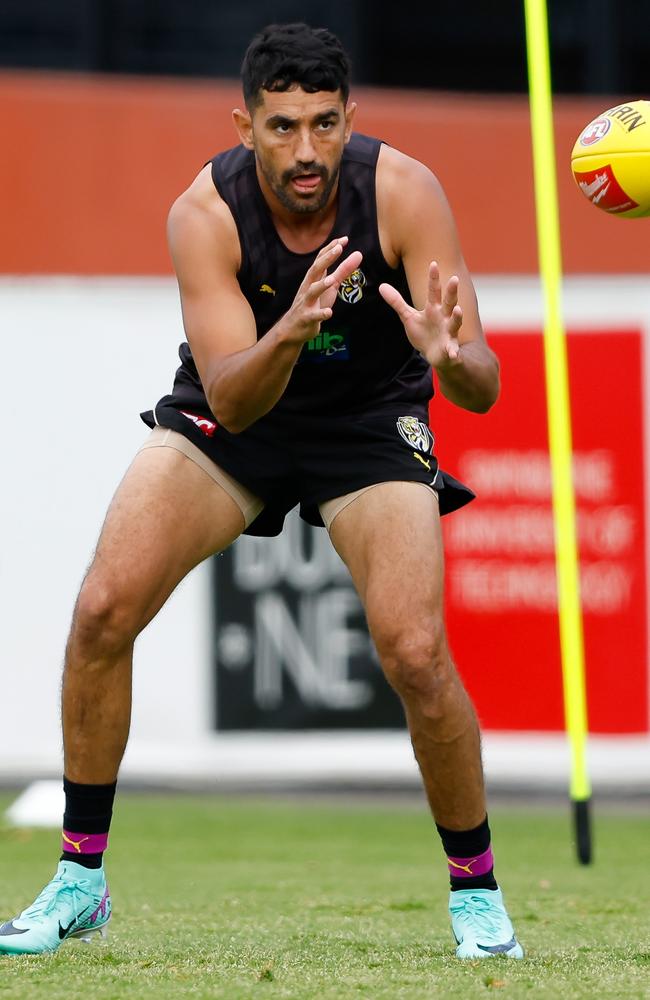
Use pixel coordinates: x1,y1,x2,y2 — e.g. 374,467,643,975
290,173,322,193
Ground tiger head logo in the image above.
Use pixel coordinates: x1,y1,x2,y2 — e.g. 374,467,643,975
396,416,433,454
338,268,366,304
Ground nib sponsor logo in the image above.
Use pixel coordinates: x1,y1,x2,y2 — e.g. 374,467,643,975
180,411,217,437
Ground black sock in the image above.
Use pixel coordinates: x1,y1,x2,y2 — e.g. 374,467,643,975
436,815,498,891
60,776,117,870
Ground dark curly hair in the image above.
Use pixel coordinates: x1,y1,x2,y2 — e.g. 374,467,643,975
241,23,351,109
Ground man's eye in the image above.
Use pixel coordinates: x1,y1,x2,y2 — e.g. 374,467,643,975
318,121,334,131
275,123,291,134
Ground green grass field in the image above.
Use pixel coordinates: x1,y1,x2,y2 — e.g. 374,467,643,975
0,793,648,999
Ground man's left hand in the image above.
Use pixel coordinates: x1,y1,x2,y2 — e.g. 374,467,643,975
379,261,463,370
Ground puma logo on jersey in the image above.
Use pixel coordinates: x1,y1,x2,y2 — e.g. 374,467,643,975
260,284,276,295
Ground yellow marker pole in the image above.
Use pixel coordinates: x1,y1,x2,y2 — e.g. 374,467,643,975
523,0,592,863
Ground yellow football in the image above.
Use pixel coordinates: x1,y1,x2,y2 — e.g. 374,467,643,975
570,100,650,218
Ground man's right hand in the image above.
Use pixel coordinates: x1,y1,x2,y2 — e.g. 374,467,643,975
280,237,363,345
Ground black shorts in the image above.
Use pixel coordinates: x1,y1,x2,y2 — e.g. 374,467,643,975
141,400,474,537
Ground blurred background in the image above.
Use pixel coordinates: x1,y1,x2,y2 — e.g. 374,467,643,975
1,0,648,93
1,1,649,800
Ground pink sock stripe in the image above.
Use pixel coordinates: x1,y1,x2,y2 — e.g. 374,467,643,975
447,846,494,877
61,830,108,855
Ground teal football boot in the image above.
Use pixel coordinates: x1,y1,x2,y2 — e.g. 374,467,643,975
450,887,524,959
0,861,110,955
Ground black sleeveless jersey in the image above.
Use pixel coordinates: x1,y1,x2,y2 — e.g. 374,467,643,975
172,133,433,420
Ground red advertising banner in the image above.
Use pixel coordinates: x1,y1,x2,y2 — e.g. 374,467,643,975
431,330,648,734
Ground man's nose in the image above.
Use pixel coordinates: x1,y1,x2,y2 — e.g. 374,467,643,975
295,127,317,163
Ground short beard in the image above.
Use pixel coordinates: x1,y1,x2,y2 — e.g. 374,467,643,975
259,159,340,215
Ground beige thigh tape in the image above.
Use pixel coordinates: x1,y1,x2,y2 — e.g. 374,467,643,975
319,481,439,532
140,426,264,529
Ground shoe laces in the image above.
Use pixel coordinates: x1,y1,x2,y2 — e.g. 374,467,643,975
450,892,503,940
20,874,88,924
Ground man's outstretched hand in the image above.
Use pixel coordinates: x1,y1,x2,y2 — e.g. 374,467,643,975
282,237,363,345
379,261,463,370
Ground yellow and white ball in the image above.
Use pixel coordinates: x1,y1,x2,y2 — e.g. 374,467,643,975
570,100,650,218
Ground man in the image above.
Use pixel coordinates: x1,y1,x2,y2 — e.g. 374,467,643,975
0,23,522,960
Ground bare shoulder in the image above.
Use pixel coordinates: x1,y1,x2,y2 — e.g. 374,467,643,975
377,142,441,187
377,144,451,210
376,144,457,263
167,164,241,274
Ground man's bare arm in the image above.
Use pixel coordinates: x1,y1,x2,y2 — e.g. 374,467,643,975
377,148,499,413
168,173,361,432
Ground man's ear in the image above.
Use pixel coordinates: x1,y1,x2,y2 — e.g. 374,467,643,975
344,101,357,143
232,108,254,149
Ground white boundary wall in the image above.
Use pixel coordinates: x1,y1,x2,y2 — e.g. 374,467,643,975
1,275,649,791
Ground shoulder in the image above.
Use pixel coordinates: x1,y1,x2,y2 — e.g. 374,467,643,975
167,164,241,273
378,143,450,212
376,144,458,263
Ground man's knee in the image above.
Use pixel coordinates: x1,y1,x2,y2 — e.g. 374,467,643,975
376,622,454,703
71,571,143,656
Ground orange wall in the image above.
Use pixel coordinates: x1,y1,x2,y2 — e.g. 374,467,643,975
1,71,648,275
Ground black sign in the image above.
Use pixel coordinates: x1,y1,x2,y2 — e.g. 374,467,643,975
212,509,405,730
